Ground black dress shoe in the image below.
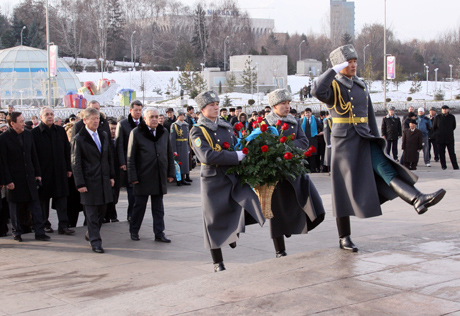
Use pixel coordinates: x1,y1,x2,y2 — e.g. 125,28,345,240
181,180,191,186
229,241,237,249
155,235,171,243
111,218,119,223
58,228,75,235
35,234,51,241
276,250,287,258
92,246,104,253
13,235,23,242
130,234,140,241
102,218,110,224
185,176,193,182
44,227,54,233
213,262,226,272
339,236,358,252
177,181,183,186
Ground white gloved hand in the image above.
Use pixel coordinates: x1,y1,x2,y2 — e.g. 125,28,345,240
236,151,246,161
332,61,349,73
327,145,332,148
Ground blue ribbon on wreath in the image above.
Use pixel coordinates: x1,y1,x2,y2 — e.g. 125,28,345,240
234,126,279,150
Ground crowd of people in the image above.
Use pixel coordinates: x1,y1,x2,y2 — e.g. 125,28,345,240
0,44,456,272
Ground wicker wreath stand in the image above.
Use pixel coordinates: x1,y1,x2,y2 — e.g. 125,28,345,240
254,182,278,219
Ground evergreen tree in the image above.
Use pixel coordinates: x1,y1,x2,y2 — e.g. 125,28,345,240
392,64,406,91
178,61,207,98
225,72,237,93
106,0,125,61
409,75,422,94
28,20,44,48
191,4,208,65
222,94,232,107
363,54,375,91
240,57,257,94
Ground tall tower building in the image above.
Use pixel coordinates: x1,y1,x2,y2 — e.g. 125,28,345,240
330,0,355,46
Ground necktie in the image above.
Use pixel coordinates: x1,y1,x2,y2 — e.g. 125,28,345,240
92,132,101,152
135,120,139,126
151,129,156,137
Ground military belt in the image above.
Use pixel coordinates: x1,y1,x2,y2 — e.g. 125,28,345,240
332,117,368,124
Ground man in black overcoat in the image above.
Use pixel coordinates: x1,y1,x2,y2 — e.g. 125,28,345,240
32,107,74,235
70,100,110,140
433,105,459,170
0,112,50,242
381,105,402,160
71,108,115,253
115,100,143,221
127,107,175,242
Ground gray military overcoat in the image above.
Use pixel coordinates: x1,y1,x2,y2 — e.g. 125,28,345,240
190,116,265,250
264,112,325,238
312,69,417,218
170,121,190,174
323,117,332,167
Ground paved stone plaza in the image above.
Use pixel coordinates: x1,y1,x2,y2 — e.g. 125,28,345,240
0,115,459,315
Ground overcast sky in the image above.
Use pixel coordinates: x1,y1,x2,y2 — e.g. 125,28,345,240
1,0,458,41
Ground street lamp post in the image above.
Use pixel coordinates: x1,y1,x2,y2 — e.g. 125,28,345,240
425,65,429,95
223,36,229,71
255,62,259,105
45,0,51,106
363,44,369,74
200,63,205,71
130,31,136,71
383,0,387,109
298,40,306,61
20,26,26,46
434,68,439,99
449,64,453,99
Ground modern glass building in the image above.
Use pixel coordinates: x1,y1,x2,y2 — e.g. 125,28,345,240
0,46,81,106
330,0,355,46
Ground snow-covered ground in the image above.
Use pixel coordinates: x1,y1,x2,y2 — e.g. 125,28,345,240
74,68,460,109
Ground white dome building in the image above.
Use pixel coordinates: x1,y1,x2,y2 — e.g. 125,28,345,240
0,46,82,107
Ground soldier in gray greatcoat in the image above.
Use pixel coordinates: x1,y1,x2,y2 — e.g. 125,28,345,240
190,90,265,272
312,44,446,252
264,89,325,258
170,111,191,186
323,112,332,171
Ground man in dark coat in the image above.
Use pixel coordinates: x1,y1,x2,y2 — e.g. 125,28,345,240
163,107,176,131
71,108,115,253
433,105,459,170
381,105,402,160
127,108,175,242
402,119,423,170
0,112,50,242
312,44,446,252
323,112,332,173
185,105,196,129
264,89,325,258
105,118,121,222
190,90,265,272
428,107,439,163
32,107,74,235
70,100,110,140
115,100,143,221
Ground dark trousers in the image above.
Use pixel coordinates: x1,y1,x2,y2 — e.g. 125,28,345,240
9,200,45,237
105,202,118,220
385,139,399,160
336,216,351,238
371,142,398,185
438,142,459,169
403,161,418,170
307,156,318,173
429,138,439,161
126,186,135,219
130,194,165,237
84,204,106,247
39,196,69,231
0,198,8,236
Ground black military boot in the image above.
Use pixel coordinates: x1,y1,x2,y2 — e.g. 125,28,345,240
185,174,193,182
213,262,226,272
211,248,226,272
337,217,358,252
181,175,191,186
339,236,358,252
389,176,446,214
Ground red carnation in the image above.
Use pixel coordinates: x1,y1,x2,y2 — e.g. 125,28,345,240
309,146,317,153
281,123,289,131
252,122,259,128
222,142,230,149
242,130,246,136
261,145,269,153
304,151,312,157
257,116,263,123
291,134,295,140
280,136,287,143
242,147,249,154
284,152,293,160
234,122,243,131
276,120,282,126
260,124,268,132
179,162,182,165
174,152,179,157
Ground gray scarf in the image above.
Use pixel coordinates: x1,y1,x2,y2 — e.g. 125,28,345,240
335,73,366,89
265,111,298,126
197,115,232,131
